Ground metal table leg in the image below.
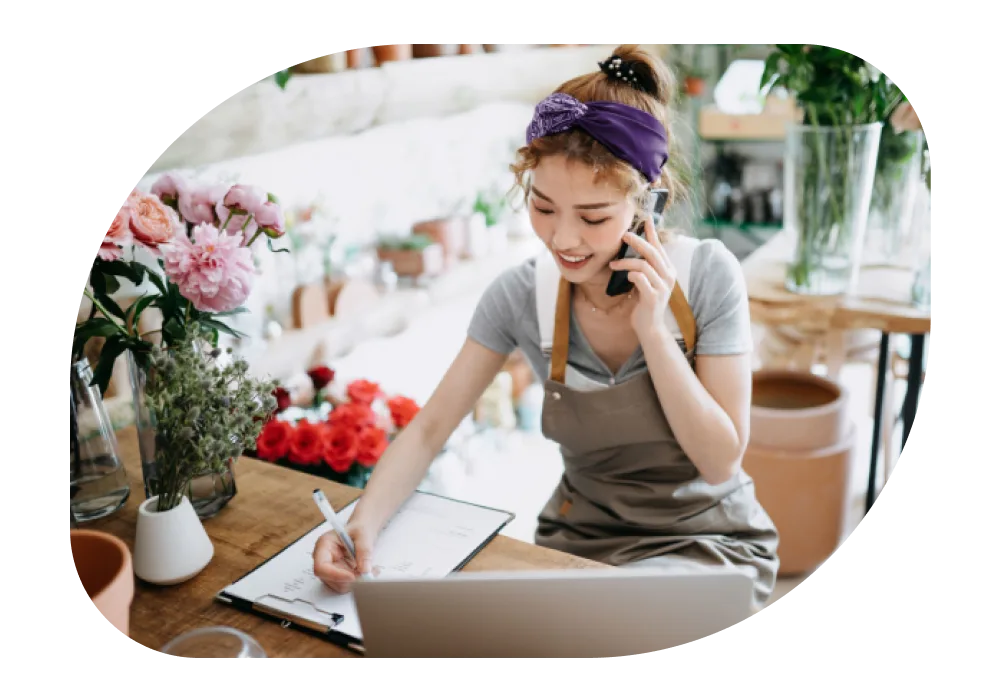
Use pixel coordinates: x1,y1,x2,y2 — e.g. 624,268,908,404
901,333,926,447
866,333,891,513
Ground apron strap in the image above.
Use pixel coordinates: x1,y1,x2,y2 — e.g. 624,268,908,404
551,277,572,384
669,285,697,356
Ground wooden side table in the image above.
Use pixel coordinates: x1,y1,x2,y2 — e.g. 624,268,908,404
742,231,930,512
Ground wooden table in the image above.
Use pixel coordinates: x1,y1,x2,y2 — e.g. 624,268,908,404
79,426,607,658
742,231,931,512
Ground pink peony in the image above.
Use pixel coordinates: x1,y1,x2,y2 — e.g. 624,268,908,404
128,192,184,253
216,184,266,243
151,172,188,205
160,223,255,313
99,204,133,261
253,198,286,238
179,182,227,225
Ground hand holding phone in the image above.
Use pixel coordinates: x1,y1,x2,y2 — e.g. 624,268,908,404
606,189,669,297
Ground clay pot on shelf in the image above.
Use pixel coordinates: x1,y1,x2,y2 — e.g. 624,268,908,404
71,530,134,636
742,370,854,577
412,44,458,59
372,45,412,65
683,76,706,97
291,54,347,74
376,242,445,279
412,217,466,268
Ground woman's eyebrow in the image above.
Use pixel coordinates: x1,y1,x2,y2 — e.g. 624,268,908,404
531,186,613,210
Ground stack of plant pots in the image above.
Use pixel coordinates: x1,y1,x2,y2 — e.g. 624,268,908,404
742,370,855,577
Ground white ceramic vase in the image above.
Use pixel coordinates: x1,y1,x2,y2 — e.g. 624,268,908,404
133,496,214,585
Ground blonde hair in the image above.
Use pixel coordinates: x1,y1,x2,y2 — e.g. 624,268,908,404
510,45,687,241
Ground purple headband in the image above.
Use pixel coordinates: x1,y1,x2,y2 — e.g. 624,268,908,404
525,93,669,182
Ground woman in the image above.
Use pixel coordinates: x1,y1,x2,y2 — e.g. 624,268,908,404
313,45,779,609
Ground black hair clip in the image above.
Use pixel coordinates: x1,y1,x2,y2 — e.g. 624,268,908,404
598,55,640,86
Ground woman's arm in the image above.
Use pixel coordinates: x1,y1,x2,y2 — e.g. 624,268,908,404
610,224,751,486
639,331,750,485
349,338,509,532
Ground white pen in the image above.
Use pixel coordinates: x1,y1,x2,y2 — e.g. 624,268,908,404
312,489,373,581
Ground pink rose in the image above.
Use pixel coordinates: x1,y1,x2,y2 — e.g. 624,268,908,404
179,183,227,225
151,172,188,205
216,184,266,243
129,192,183,252
99,204,133,261
160,223,255,313
254,198,286,238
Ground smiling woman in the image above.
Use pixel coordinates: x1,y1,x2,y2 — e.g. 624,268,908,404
312,44,780,612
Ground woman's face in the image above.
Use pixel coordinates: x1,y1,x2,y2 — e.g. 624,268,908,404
528,155,637,286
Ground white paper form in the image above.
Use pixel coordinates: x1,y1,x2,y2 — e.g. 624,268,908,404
220,492,512,642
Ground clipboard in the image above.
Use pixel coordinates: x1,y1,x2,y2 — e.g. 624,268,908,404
215,490,514,654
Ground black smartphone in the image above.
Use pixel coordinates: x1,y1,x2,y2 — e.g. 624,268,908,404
606,188,669,297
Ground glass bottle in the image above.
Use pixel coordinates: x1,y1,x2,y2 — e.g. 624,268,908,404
71,359,130,522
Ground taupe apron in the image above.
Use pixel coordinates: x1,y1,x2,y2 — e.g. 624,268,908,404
533,255,779,608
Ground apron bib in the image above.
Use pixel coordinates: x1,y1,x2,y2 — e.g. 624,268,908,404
532,243,779,608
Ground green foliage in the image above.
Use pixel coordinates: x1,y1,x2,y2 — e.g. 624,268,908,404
473,191,507,227
274,70,291,90
143,331,278,512
377,233,435,251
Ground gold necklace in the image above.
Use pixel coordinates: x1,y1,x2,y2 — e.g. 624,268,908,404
575,285,634,314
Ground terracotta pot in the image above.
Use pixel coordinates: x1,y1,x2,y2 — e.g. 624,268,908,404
71,530,134,636
344,49,364,68
412,218,466,267
412,44,457,59
372,45,412,65
376,244,445,278
750,370,849,452
743,423,856,576
683,76,706,97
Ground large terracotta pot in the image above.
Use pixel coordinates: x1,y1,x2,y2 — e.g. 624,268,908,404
749,370,849,451
744,370,854,576
744,425,855,576
71,530,134,636
412,218,466,268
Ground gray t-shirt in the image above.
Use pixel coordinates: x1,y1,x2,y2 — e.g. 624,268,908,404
467,237,752,385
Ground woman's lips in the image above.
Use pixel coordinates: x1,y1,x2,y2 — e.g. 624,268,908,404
554,251,593,270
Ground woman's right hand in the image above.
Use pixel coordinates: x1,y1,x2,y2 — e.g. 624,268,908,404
312,520,376,594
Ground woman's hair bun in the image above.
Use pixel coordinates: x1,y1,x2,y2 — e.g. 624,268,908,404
599,44,671,105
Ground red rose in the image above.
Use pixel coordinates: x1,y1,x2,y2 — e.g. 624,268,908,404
347,379,382,405
328,401,376,432
307,365,336,391
256,420,294,462
386,395,420,429
356,425,389,468
323,423,359,474
273,387,292,413
288,421,325,466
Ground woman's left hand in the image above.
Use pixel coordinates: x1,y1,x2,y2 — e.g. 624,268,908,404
608,214,676,342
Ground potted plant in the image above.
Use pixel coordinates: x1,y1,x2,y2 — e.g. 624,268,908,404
252,375,420,489
372,45,412,65
376,233,445,278
129,336,277,585
74,173,288,517
760,45,903,295
412,215,466,267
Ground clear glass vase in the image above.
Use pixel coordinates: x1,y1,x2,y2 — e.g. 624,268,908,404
783,122,882,295
127,351,237,519
864,129,926,269
71,359,130,522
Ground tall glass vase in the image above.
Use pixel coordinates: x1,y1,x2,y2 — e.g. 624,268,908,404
127,351,237,519
71,359,130,522
864,129,925,269
783,123,882,295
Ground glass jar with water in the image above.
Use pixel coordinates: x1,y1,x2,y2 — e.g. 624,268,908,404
71,359,130,522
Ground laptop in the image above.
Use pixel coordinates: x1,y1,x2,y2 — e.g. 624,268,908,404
352,568,754,657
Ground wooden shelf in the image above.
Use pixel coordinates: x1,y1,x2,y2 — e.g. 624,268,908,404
698,102,802,142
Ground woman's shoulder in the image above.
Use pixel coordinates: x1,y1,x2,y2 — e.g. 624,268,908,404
675,234,743,295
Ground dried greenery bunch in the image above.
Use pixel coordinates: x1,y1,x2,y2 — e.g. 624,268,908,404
145,330,278,511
